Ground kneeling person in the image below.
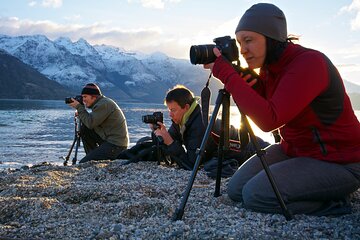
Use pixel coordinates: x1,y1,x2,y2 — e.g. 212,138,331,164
68,83,129,163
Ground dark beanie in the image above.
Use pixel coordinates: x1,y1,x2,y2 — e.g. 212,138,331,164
235,3,287,42
81,83,101,95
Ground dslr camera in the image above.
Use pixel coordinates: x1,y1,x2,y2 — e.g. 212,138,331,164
190,36,239,65
143,112,164,143
190,35,258,82
142,111,163,126
65,95,84,105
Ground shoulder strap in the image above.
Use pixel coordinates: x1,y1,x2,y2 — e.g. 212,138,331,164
201,72,212,127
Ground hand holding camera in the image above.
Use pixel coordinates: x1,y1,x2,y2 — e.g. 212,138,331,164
65,95,84,108
190,35,258,86
153,122,174,145
142,112,173,145
203,47,221,71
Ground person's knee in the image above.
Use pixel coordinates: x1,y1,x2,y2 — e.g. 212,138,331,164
79,156,91,164
242,181,271,210
227,178,243,202
242,183,258,208
242,181,281,213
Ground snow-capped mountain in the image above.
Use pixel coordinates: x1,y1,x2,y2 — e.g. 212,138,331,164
0,49,73,100
2,34,358,105
0,34,212,102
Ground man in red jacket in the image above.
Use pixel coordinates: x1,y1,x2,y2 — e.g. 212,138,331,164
205,3,360,215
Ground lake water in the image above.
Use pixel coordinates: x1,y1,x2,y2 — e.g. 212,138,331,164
0,99,359,170
0,99,170,170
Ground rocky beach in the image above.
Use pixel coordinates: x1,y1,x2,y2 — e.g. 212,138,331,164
0,160,359,240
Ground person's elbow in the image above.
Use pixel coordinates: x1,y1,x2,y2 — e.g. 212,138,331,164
255,118,283,133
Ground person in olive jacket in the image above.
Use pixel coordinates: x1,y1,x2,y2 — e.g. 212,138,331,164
68,83,129,163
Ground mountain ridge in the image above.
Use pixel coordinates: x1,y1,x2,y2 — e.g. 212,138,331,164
0,34,218,103
0,34,359,108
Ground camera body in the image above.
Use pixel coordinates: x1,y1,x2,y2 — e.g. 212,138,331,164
190,35,259,82
143,112,164,144
142,111,163,126
190,36,239,65
65,95,84,105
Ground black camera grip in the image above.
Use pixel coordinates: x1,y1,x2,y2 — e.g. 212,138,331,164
231,64,259,86
239,67,258,82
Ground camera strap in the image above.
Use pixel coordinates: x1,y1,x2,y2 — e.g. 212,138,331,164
201,72,212,127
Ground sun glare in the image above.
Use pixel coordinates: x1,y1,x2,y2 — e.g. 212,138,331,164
209,105,276,145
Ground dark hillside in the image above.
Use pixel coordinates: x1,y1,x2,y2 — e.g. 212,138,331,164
0,50,73,100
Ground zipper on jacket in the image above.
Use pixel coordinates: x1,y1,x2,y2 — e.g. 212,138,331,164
311,127,328,156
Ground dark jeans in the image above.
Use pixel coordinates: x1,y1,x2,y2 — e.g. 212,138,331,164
79,124,126,163
227,144,360,216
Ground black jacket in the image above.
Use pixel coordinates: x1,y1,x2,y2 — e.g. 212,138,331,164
165,105,206,170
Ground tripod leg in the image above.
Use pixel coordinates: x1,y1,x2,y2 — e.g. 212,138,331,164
156,138,161,165
72,135,81,165
172,89,226,221
240,112,293,220
214,90,230,197
64,136,77,166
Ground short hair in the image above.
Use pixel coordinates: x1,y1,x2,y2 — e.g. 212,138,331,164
165,85,195,108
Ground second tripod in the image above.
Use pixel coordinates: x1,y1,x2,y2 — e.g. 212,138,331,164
172,89,293,221
62,115,82,166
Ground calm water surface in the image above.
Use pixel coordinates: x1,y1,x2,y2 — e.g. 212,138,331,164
0,99,359,170
0,99,169,169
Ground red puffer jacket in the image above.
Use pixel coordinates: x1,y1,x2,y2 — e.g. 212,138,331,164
212,43,360,163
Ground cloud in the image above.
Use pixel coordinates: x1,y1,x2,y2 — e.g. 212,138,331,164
141,0,165,9
333,42,360,60
340,0,360,30
28,1,37,7
63,15,81,21
0,16,165,52
27,0,63,8
337,64,360,85
127,0,181,9
42,0,62,8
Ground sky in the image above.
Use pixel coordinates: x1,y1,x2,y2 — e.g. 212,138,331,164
0,0,360,85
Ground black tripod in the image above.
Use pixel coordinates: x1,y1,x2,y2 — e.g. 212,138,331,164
62,115,82,166
119,131,172,166
172,88,293,221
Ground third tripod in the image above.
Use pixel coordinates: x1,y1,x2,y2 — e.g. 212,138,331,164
172,88,293,221
62,115,82,166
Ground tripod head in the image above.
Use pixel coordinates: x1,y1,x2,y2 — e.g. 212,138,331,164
74,115,81,133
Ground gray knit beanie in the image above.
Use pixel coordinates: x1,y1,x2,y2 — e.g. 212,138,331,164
235,3,287,42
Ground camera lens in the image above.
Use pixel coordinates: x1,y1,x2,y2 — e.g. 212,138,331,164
189,44,216,65
65,97,73,104
142,112,163,124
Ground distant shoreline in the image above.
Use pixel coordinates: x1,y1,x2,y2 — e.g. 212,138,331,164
1,97,360,111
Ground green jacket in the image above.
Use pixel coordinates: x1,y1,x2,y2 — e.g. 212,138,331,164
76,96,129,147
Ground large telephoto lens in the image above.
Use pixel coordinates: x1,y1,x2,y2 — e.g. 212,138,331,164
189,44,216,65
